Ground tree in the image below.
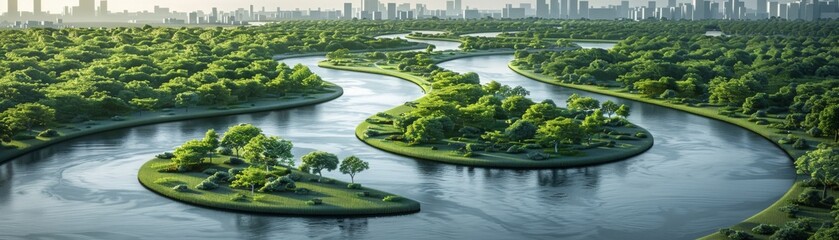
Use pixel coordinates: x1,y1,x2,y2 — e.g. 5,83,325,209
567,95,600,112
504,120,537,141
818,105,839,142
242,134,294,171
326,48,351,60
601,100,619,118
616,104,631,118
426,45,436,53
582,109,607,144
230,167,268,196
172,139,210,169
1,103,55,134
129,98,158,115
501,95,535,118
203,129,220,163
339,156,369,183
175,91,200,112
220,124,262,157
795,145,839,199
521,103,563,124
537,118,584,153
405,115,452,144
300,151,339,181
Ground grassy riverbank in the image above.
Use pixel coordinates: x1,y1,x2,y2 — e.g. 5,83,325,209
319,55,654,169
509,64,836,239
0,87,343,165
138,156,420,216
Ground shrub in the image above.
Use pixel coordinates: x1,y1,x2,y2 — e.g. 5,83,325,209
431,146,438,150
306,198,323,205
156,152,175,159
463,151,475,157
786,217,820,232
218,147,233,155
729,231,754,240
807,127,822,137
752,224,779,235
207,172,231,183
527,152,550,161
230,193,247,202
506,145,525,154
110,116,126,121
613,135,635,140
12,134,36,140
383,195,402,202
195,180,219,190
357,191,371,197
172,184,188,192
606,141,616,147
792,139,809,150
348,183,362,189
635,132,648,138
202,168,219,175
154,177,179,185
225,157,244,165
38,129,60,138
753,110,768,118
822,196,835,207
260,176,295,192
524,143,542,149
719,228,736,237
295,188,310,195
769,226,808,240
798,189,822,207
228,168,243,178
779,204,800,217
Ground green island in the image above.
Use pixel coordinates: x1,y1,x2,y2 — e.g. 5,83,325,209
500,21,839,239
319,42,653,168
138,123,420,216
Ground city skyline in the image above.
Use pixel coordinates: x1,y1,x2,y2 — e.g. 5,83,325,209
0,0,773,13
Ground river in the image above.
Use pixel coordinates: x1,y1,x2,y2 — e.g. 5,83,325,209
0,34,794,240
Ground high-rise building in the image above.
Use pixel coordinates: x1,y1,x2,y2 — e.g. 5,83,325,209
7,0,18,17
364,0,378,13
693,0,705,19
579,1,589,18
813,0,820,19
569,0,578,18
33,0,41,15
757,0,767,16
669,0,677,8
550,0,560,18
77,0,96,18
779,3,788,18
446,1,454,14
387,2,396,19
769,1,778,17
249,5,254,19
561,0,569,18
647,1,656,19
98,0,108,16
537,0,549,18
620,1,630,18
344,3,353,19
454,0,462,13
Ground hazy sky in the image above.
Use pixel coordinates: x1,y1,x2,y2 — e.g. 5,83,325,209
6,0,758,13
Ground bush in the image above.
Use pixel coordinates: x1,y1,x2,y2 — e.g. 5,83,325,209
195,180,219,190
306,198,323,205
383,195,402,202
506,145,525,154
752,224,779,235
463,151,475,158
786,217,820,232
12,134,36,140
218,147,233,155
635,132,648,138
295,188,310,195
230,193,247,202
822,196,835,207
172,184,188,192
792,139,809,150
228,168,244,178
207,172,231,183
729,231,754,240
613,135,636,140
225,157,244,165
348,183,362,189
38,129,60,138
156,152,175,159
779,204,800,217
769,226,809,240
798,189,822,207
357,191,371,197
202,168,219,175
527,152,550,161
154,177,179,185
110,116,126,121
430,146,438,150
753,110,768,118
719,228,736,237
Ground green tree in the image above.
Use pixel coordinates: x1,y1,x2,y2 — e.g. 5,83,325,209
172,139,210,169
567,95,600,112
129,98,158,115
230,167,268,196
203,129,220,163
537,118,584,153
326,48,351,60
0,121,12,142
616,104,631,118
795,145,839,199
300,151,339,181
582,109,606,144
1,103,55,133
521,103,563,124
426,45,436,53
819,105,839,142
220,124,262,157
501,95,535,118
175,91,199,113
405,115,452,144
504,120,537,142
242,134,294,171
601,100,619,118
339,156,369,184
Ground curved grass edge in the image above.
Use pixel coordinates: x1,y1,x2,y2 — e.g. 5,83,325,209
319,60,655,169
137,158,421,216
507,63,807,239
0,87,343,166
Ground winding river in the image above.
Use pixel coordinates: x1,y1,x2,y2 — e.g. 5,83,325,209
0,34,794,239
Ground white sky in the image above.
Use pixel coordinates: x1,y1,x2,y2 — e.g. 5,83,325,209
5,0,757,13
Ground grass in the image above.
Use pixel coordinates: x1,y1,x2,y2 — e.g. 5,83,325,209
138,156,420,216
0,87,343,165
508,64,839,239
319,55,654,168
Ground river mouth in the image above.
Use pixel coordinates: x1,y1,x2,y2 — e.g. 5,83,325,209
0,38,794,239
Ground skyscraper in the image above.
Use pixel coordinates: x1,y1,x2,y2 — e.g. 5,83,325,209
693,0,705,19
387,2,396,19
364,0,378,13
757,0,767,17
98,0,108,16
77,0,96,18
561,0,569,18
454,0,462,13
620,1,629,18
249,5,254,19
550,0,560,18
569,0,578,18
669,0,677,8
33,0,41,15
579,1,589,18
769,1,778,17
446,1,454,13
344,3,353,19
537,0,549,18
7,0,18,17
